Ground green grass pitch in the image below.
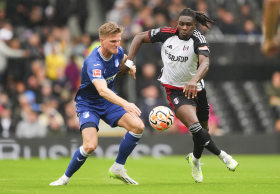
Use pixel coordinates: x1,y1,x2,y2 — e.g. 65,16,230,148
0,155,279,194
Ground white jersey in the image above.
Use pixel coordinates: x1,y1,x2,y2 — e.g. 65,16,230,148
148,27,210,91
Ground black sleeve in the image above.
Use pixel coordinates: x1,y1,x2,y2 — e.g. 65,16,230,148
192,30,210,57
148,27,177,43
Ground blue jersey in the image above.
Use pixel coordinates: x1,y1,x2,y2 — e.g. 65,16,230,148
75,46,124,113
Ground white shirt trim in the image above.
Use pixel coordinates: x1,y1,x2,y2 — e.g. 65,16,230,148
98,48,112,61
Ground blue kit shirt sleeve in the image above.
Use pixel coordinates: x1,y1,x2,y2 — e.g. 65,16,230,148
86,60,105,83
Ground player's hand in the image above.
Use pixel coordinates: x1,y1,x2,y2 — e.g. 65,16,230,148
123,102,142,118
129,65,136,79
261,38,280,58
183,80,197,99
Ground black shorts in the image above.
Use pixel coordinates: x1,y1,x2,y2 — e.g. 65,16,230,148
166,88,209,122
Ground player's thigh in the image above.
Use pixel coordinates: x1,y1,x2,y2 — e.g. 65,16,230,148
196,89,210,122
82,127,98,152
118,113,145,134
176,104,199,127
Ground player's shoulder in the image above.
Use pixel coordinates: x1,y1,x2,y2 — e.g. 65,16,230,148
149,27,178,43
191,29,207,43
161,27,178,34
85,47,103,66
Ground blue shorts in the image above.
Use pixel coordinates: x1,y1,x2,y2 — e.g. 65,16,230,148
78,102,127,132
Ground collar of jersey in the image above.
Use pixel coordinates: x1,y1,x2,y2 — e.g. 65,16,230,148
98,48,113,61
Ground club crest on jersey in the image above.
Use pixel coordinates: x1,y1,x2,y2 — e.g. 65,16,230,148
92,69,101,77
115,59,119,67
173,97,179,104
151,28,160,37
183,45,189,51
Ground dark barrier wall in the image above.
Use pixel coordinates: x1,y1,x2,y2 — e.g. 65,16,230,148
1,134,279,160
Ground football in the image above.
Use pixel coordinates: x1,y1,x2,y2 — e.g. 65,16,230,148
149,106,174,131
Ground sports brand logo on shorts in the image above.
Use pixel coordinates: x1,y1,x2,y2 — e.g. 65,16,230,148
83,111,90,118
151,28,160,37
173,97,179,104
115,59,119,67
92,69,101,77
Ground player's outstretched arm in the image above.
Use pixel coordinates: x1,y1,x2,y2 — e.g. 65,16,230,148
127,31,151,61
93,80,141,117
183,55,209,99
261,0,280,58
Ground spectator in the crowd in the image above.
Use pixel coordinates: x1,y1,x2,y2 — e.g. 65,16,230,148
26,33,43,60
0,22,29,84
53,0,71,28
168,0,187,21
64,100,79,133
265,72,280,132
218,11,238,34
265,72,280,110
6,1,29,27
208,104,224,136
38,101,65,131
239,19,261,35
15,108,47,138
0,103,17,138
65,56,80,92
197,23,223,40
72,33,91,57
45,44,67,81
73,0,88,33
2,37,29,85
47,113,66,137
43,34,61,57
138,63,161,96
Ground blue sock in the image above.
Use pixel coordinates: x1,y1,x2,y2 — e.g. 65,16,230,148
65,146,90,177
116,131,142,165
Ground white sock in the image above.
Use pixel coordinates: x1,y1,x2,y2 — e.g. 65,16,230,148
62,174,70,182
192,153,200,164
111,162,124,171
218,150,227,160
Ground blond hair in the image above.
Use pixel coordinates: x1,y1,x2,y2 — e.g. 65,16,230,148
99,22,124,38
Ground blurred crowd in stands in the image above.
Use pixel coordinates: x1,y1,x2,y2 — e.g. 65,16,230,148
0,0,278,139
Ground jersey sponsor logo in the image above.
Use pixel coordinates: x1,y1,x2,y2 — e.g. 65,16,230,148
167,45,172,49
173,97,179,104
83,111,90,118
92,69,101,77
151,28,160,37
94,64,101,66
183,45,189,51
115,59,119,67
165,49,188,62
106,73,117,84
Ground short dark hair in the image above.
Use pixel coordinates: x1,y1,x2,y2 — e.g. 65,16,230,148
178,8,214,29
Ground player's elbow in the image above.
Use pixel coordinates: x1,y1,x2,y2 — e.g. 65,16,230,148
97,88,107,98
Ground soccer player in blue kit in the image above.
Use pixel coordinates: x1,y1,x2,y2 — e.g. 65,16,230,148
50,22,144,186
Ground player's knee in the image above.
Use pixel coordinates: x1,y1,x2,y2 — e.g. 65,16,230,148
129,119,145,134
83,143,97,154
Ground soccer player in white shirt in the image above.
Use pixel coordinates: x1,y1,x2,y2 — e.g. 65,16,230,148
124,8,239,183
